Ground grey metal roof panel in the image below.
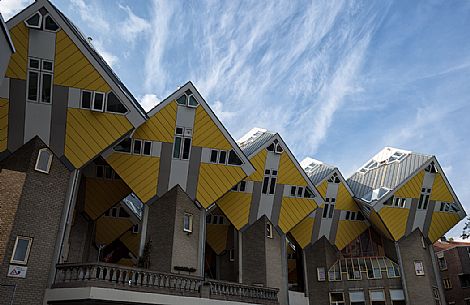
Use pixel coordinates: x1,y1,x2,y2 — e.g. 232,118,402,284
303,162,335,186
347,148,433,200
237,129,276,157
0,14,15,52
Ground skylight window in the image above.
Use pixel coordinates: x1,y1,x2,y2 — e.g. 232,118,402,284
25,12,60,32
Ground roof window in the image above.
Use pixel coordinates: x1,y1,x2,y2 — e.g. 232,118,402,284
25,12,60,32
176,89,199,108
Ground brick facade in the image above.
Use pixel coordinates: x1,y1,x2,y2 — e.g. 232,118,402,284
0,137,72,305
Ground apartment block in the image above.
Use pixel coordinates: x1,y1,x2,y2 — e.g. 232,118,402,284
0,1,466,305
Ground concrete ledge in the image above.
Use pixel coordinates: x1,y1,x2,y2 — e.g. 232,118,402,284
44,287,263,305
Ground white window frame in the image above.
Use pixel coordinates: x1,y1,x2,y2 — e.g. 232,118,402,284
132,224,139,234
183,213,193,233
266,222,273,239
317,267,326,281
35,148,53,174
414,260,425,276
132,139,143,155
142,141,152,156
92,91,106,112
329,292,345,305
262,169,277,195
24,12,42,29
43,14,60,33
173,127,192,160
10,236,33,265
27,57,54,104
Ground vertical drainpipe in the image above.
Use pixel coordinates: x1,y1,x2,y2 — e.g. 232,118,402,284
429,246,447,304
395,241,411,305
199,208,207,278
47,169,81,287
281,234,289,305
139,204,150,257
302,249,309,297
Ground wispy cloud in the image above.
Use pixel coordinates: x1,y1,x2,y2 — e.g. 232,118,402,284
70,0,110,32
0,0,33,20
144,0,175,92
118,4,150,44
139,94,161,112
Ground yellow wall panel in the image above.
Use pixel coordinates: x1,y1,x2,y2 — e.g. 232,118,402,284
316,180,328,199
0,99,8,152
277,153,307,186
378,207,410,240
197,163,246,208
54,30,111,92
106,153,160,203
83,178,131,220
5,23,28,80
247,149,267,182
278,197,317,233
192,106,231,150
335,220,369,250
64,108,132,168
290,217,314,249
395,170,424,199
428,212,460,243
217,192,252,230
95,217,132,245
133,101,177,143
120,231,140,256
335,183,358,211
369,210,393,240
206,224,229,255
431,173,454,203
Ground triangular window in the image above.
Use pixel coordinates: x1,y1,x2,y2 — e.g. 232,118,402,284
176,89,199,108
25,12,42,29
44,15,60,32
424,162,437,173
106,92,128,113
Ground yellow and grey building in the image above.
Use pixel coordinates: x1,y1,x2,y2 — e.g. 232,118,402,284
0,1,466,305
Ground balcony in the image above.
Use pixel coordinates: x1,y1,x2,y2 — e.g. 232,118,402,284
50,263,279,305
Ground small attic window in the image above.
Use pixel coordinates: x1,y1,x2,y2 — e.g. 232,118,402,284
425,162,437,173
35,148,53,174
106,92,128,114
266,139,283,154
25,12,42,29
328,173,340,183
176,89,199,108
227,150,243,165
44,15,59,32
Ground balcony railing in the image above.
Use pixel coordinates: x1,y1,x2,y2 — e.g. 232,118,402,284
53,263,278,304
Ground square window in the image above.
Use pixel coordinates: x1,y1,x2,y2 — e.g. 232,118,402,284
183,213,193,233
329,292,345,305
219,150,227,164
414,260,425,276
133,139,142,154
93,92,105,111
210,150,218,163
42,60,53,72
290,186,296,196
35,148,53,174
317,267,326,281
10,236,33,265
239,181,246,192
29,58,40,69
81,91,92,109
143,141,152,156
266,222,273,238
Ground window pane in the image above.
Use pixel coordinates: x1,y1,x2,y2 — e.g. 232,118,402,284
106,92,127,113
219,150,227,164
228,150,242,165
210,150,218,163
105,166,113,179
114,138,132,153
27,71,39,101
176,95,187,105
266,143,275,151
81,91,92,109
262,177,270,194
44,15,59,31
290,186,296,196
143,141,152,155
42,60,53,71
36,149,52,173
13,238,30,262
240,181,246,192
41,74,52,103
188,95,198,106
297,187,303,197
96,166,104,178
329,204,334,218
323,204,329,218
93,92,105,111
269,177,276,194
26,13,41,27
173,137,182,158
133,140,142,154
29,58,40,69
182,138,191,160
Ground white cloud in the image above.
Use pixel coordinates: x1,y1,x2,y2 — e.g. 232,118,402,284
70,0,109,32
92,40,118,68
140,94,161,112
0,0,32,20
144,0,175,92
118,4,150,44
211,100,236,122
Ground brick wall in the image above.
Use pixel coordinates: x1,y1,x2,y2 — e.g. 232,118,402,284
439,246,470,305
0,137,71,305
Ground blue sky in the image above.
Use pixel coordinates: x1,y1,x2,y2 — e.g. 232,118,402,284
2,0,469,237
